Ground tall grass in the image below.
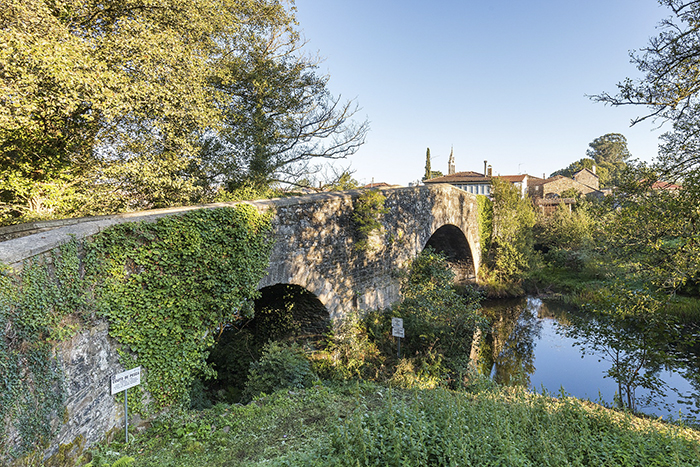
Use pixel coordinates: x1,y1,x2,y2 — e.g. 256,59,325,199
83,383,700,467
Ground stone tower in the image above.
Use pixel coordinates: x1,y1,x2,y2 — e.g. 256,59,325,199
448,147,455,175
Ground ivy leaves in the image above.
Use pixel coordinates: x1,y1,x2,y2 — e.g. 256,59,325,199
87,206,273,410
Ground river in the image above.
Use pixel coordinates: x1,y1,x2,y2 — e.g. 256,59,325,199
477,296,700,424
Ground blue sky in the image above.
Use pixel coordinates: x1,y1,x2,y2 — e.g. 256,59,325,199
294,0,669,186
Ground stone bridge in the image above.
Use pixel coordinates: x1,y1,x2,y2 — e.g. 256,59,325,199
1,184,480,319
0,184,479,457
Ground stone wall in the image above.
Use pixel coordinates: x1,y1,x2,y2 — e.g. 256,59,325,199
52,320,126,454
542,176,601,198
573,169,599,191
260,185,480,321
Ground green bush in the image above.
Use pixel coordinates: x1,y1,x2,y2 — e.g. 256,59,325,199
311,313,386,381
393,247,484,360
352,189,389,251
242,341,316,401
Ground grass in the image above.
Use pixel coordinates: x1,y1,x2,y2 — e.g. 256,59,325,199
79,382,700,467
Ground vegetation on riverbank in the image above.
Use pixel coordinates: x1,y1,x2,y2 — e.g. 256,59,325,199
57,247,699,467
79,382,700,466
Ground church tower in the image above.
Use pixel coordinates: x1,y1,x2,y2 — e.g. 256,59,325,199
448,146,455,175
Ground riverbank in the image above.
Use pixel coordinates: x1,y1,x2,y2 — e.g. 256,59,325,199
75,381,700,466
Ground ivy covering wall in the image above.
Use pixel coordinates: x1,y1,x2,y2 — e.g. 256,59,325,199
0,205,273,459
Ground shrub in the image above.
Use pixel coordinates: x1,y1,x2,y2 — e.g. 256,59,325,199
393,248,484,359
352,189,388,251
311,313,386,381
242,341,316,401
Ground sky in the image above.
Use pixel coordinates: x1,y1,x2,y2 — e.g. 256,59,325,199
294,0,670,186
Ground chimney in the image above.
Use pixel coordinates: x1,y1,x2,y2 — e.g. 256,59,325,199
487,165,492,177
592,165,597,175
484,160,488,176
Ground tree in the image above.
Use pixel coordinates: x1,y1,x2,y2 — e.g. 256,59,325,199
424,148,432,180
592,2,700,296
483,177,536,286
197,14,369,191
1,0,367,223
591,1,700,179
602,166,700,294
587,133,632,186
550,133,631,187
322,169,360,191
1,0,268,221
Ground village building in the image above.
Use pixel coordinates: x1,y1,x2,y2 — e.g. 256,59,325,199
527,168,602,200
423,158,494,195
423,151,604,215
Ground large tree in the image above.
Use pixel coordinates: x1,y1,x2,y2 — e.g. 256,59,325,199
197,14,369,191
1,0,257,220
592,1,700,295
550,133,631,187
592,1,700,180
1,0,367,222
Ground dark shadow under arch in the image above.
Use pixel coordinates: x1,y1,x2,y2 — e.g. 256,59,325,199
250,283,331,342
424,224,475,284
202,284,329,405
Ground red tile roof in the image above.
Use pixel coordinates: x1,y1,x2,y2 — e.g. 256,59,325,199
423,171,490,183
497,175,528,183
651,181,682,190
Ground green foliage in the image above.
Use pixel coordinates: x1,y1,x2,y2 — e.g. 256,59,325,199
312,312,386,382
352,189,389,252
322,171,360,191
534,202,598,272
585,133,631,186
550,133,631,187
86,206,273,411
604,166,700,294
394,248,484,359
1,0,266,221
423,148,431,180
242,341,316,402
197,7,368,191
316,387,700,467
92,383,700,466
1,0,367,222
210,181,281,203
481,178,536,294
0,238,92,460
476,194,493,259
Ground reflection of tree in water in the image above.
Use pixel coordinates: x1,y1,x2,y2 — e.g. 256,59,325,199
479,297,542,387
669,323,700,420
564,308,684,414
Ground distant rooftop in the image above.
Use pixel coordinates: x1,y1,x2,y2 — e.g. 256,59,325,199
423,171,490,184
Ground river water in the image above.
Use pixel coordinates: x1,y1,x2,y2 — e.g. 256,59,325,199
477,296,700,424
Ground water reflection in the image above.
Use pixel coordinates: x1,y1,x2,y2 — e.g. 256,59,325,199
478,297,700,423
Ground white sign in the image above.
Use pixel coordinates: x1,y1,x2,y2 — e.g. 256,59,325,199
392,326,405,338
111,367,141,395
391,318,404,329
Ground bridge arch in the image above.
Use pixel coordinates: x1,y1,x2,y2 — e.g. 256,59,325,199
251,283,331,342
424,224,476,284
